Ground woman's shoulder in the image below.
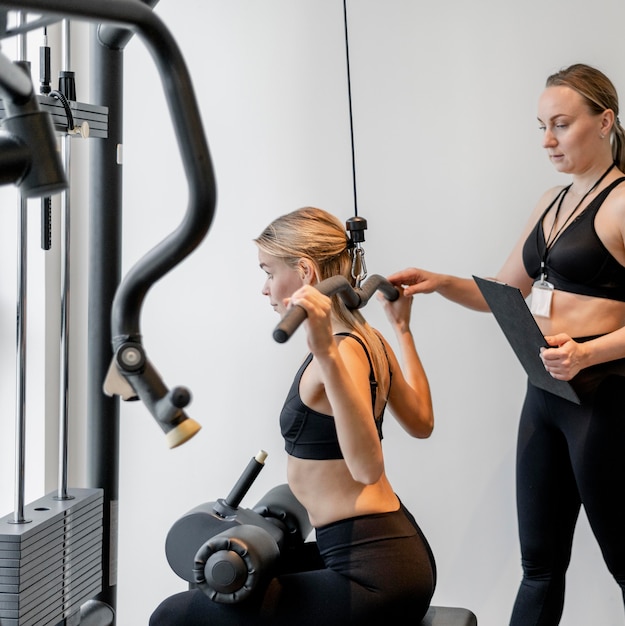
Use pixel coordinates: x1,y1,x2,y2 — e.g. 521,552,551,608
526,184,567,221
606,174,625,198
599,175,625,217
334,330,384,362
334,331,369,354
540,184,567,203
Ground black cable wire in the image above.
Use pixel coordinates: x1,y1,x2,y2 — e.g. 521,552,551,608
342,0,358,217
48,89,75,131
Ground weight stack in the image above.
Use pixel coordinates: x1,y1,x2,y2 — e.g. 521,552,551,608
0,488,104,626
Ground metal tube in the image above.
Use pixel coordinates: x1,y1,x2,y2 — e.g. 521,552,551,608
13,197,30,525
88,26,123,616
16,11,26,59
62,18,70,68
56,134,72,501
11,12,30,525
56,20,73,501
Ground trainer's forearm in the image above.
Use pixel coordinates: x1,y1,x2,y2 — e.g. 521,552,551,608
435,275,490,311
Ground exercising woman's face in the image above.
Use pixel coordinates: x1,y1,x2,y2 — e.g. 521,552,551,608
258,250,304,316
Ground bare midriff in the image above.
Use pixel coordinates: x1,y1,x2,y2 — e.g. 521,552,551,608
286,456,400,528
535,290,625,337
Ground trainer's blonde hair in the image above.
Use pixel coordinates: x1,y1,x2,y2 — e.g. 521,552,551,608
255,207,389,404
546,63,625,171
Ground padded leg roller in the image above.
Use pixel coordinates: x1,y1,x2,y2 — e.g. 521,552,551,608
193,524,280,603
421,606,478,626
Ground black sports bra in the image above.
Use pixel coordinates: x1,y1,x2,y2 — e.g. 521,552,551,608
522,177,625,302
279,333,388,461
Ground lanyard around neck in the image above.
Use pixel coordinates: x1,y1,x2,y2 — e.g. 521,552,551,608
540,161,615,281
545,161,615,249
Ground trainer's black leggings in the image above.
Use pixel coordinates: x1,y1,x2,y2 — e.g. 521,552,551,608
510,358,625,626
149,503,436,626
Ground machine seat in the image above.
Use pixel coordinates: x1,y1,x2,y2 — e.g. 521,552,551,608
421,605,478,626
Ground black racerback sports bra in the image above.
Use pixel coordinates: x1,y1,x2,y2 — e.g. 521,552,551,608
522,177,625,302
279,333,389,461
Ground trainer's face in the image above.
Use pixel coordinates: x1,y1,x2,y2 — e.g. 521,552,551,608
538,85,611,175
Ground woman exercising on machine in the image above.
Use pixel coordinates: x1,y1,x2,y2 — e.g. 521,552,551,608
150,206,436,625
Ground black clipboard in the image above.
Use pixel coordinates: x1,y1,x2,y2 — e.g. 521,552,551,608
473,275,580,404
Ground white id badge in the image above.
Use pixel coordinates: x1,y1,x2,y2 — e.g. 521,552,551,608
530,280,554,318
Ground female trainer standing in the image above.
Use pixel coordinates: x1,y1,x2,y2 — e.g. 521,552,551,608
388,64,625,625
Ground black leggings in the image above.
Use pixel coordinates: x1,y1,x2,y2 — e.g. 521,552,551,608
149,503,436,626
510,361,625,625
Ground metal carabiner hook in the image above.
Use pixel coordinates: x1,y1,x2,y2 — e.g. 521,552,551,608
351,245,367,287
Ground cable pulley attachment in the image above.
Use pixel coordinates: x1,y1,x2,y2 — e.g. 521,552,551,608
346,215,368,286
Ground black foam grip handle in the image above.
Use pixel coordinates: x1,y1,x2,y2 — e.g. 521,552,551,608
359,274,400,303
273,305,307,343
272,274,399,343
272,276,356,343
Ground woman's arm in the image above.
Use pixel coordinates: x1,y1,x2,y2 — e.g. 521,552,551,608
387,269,490,311
288,286,386,485
541,322,625,380
387,187,562,308
377,292,433,437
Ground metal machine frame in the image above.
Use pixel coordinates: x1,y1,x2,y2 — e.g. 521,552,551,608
0,1,217,622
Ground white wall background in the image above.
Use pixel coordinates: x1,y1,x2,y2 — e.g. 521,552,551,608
1,1,625,625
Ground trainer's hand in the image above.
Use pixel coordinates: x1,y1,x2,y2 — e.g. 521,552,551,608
387,268,444,297
540,334,587,380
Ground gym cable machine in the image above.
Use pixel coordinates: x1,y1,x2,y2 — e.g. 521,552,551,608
0,0,216,623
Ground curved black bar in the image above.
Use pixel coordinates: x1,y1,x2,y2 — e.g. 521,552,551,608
4,0,215,450
97,0,160,51
272,274,399,343
0,0,218,345
356,273,400,304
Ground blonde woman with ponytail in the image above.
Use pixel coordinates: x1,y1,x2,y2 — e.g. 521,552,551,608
388,63,625,625
151,206,436,625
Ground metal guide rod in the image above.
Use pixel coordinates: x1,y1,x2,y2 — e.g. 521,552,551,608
12,11,31,525
13,203,30,524
57,18,73,501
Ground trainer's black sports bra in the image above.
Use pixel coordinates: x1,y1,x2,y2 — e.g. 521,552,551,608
522,177,625,302
279,333,389,461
